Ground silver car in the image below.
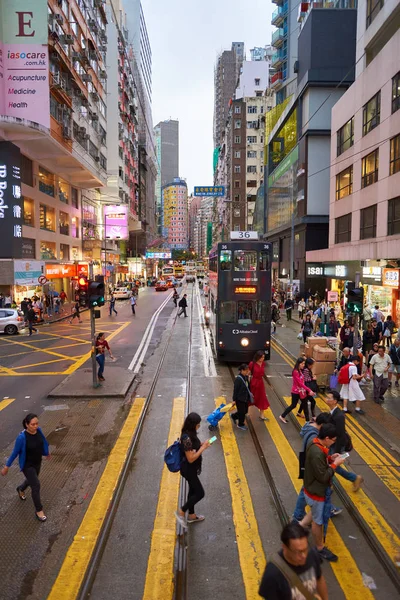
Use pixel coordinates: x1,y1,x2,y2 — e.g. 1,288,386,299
0,309,25,335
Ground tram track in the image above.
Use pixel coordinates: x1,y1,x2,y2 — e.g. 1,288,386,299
74,283,194,600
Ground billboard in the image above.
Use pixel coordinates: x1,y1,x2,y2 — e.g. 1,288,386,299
104,205,128,240
0,141,23,258
145,251,172,259
194,186,225,197
14,259,44,285
0,0,50,129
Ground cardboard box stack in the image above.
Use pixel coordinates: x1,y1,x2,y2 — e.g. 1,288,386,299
305,337,336,378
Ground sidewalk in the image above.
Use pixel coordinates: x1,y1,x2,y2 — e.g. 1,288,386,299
272,317,400,435
36,302,89,326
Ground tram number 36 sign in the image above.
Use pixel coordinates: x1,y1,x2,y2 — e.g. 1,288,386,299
230,231,259,240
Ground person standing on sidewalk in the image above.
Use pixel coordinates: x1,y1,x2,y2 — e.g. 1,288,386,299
130,292,137,316
178,294,188,317
382,315,395,348
175,412,210,527
249,350,270,421
370,346,392,404
26,304,38,336
280,358,315,424
1,413,50,522
388,338,400,388
95,332,114,382
69,300,82,324
284,296,293,321
340,356,366,415
172,288,179,307
231,364,252,431
60,289,67,309
300,314,313,343
109,293,118,317
298,298,306,320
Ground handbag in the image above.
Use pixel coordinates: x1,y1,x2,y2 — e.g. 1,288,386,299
383,328,391,338
298,450,306,479
268,553,319,600
329,374,338,389
298,389,307,400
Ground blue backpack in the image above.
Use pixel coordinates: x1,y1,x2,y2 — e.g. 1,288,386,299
164,439,183,472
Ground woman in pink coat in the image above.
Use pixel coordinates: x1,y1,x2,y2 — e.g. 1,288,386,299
279,357,315,424
249,350,270,420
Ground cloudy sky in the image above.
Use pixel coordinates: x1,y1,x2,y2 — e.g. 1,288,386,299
143,0,273,193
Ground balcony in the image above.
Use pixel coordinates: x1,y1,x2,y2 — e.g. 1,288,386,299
271,27,286,49
271,49,287,69
271,4,287,27
272,0,284,6
270,71,284,90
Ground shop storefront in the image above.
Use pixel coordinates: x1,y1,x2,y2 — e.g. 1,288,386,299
45,263,88,301
382,268,400,323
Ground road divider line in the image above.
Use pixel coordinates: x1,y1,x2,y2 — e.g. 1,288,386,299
0,365,17,375
128,292,172,373
142,397,185,600
195,284,217,377
0,337,81,362
0,398,15,412
282,396,400,564
47,397,146,600
263,410,374,599
12,358,70,370
216,396,266,598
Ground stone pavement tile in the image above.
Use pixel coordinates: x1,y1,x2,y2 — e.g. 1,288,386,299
48,366,135,398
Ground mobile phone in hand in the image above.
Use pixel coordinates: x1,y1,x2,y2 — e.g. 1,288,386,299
209,436,217,444
339,452,350,459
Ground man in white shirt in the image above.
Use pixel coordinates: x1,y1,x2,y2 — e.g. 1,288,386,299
373,305,384,323
370,346,392,404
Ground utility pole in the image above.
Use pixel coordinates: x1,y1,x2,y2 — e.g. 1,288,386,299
352,271,360,356
88,262,99,388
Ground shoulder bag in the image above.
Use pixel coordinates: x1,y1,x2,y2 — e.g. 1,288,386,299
269,553,319,600
238,375,254,404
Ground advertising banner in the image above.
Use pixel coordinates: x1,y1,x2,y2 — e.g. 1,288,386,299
104,205,128,240
14,259,44,285
0,141,23,258
194,186,225,197
45,264,77,279
0,0,50,129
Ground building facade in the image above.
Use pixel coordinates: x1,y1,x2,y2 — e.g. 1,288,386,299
161,178,188,250
306,0,400,321
154,119,179,232
213,42,244,148
270,0,300,104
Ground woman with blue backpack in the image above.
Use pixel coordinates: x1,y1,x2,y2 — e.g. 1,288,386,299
175,412,210,527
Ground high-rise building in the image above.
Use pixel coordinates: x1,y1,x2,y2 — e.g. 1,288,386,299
154,119,179,231
0,0,108,300
124,0,152,103
213,42,244,148
306,0,400,322
161,178,188,250
270,0,300,104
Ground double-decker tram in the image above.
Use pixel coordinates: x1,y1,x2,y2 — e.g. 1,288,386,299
208,237,272,362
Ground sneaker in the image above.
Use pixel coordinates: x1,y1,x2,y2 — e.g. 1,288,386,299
388,381,392,388
318,547,338,562
330,506,343,517
355,409,366,415
343,408,353,414
237,425,248,431
395,381,399,388
296,412,305,419
352,475,364,492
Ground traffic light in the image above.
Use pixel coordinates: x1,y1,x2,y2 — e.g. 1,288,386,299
88,275,105,308
347,286,364,314
78,276,89,308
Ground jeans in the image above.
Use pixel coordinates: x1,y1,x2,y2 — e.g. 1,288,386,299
109,304,118,315
131,304,136,315
96,353,105,378
293,485,336,522
286,308,292,321
335,464,357,483
20,464,42,512
54,304,59,314
28,321,37,335
231,401,248,426
181,466,205,514
373,374,389,402
281,393,300,418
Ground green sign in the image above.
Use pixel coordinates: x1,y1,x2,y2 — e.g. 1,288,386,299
0,0,48,44
206,222,213,253
268,145,299,187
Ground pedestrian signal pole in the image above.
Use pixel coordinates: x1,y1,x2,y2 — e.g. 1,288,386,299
352,271,361,357
88,263,98,388
88,274,106,389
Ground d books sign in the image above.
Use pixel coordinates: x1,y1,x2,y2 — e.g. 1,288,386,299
0,142,23,258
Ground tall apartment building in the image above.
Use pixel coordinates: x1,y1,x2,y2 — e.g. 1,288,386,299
213,42,244,148
154,119,179,232
270,0,300,103
0,0,108,300
124,0,152,103
161,178,188,250
193,197,213,258
306,0,400,322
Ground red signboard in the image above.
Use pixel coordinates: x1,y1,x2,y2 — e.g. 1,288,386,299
45,264,77,279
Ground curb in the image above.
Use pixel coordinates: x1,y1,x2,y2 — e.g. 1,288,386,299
36,307,89,327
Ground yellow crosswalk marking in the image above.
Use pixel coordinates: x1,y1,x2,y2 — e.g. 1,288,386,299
0,398,15,411
142,397,185,600
47,397,146,600
216,396,266,598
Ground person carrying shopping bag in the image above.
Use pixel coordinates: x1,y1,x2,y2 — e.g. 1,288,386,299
280,358,316,424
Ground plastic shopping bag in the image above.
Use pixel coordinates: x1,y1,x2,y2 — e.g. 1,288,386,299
297,332,303,340
329,374,338,389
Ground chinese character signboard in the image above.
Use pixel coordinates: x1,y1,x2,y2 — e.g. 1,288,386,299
382,269,400,288
104,205,128,240
0,141,23,258
0,0,50,129
145,251,172,259
193,186,225,197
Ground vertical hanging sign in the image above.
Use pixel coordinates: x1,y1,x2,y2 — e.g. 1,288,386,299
0,141,23,258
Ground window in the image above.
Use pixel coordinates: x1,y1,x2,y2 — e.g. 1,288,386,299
58,179,69,204
39,204,55,231
40,241,56,260
390,134,400,175
247,165,257,173
247,121,258,129
392,72,400,114
234,165,241,173
234,105,241,114
21,155,33,187
247,150,257,158
38,166,55,197
220,301,236,323
336,166,353,200
363,92,380,136
256,91,262,97
50,95,63,122
248,106,257,114
233,224,240,231
247,136,257,143
247,180,257,188
366,0,384,27
234,194,240,201
59,211,69,235
71,187,79,209
23,197,34,226
234,250,257,271
234,120,241,129
388,197,400,235
360,204,377,239
89,140,98,160
100,153,107,170
335,213,352,244
337,117,354,156
234,135,241,144
260,150,264,160
259,251,269,271
219,250,232,270
255,78,260,86
234,150,241,158
234,208,241,217
60,243,70,260
234,180,240,188
361,149,379,187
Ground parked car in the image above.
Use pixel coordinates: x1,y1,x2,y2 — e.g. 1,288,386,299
0,309,25,335
155,280,168,292
113,287,131,299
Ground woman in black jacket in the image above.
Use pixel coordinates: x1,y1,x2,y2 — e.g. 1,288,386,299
231,364,252,431
175,412,210,527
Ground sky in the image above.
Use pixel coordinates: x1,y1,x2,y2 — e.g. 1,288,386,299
142,0,273,194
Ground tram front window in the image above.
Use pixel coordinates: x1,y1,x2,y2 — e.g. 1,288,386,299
234,250,257,271
220,300,269,325
259,251,270,271
238,301,253,325
220,301,236,323
220,250,232,270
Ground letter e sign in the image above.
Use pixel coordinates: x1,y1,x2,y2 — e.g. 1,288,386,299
15,12,35,37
